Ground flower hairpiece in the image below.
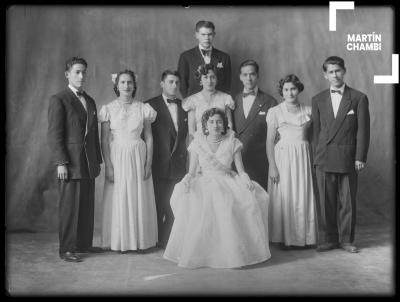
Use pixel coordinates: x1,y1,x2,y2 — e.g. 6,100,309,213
111,73,117,85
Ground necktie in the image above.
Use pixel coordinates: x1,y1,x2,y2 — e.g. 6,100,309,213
201,49,211,56
331,89,342,95
243,91,256,98
167,98,179,104
76,90,85,97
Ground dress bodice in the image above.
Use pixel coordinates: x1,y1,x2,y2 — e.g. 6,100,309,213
182,90,235,130
189,130,242,174
266,103,311,144
98,100,156,143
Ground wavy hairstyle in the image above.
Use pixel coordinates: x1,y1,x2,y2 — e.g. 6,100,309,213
278,74,304,97
194,63,218,82
113,69,137,98
201,107,229,136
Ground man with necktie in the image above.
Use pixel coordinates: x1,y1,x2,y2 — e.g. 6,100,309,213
177,20,231,98
232,59,277,192
145,70,188,248
312,56,370,253
47,57,103,262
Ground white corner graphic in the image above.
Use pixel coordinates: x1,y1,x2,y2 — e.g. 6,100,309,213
329,1,355,31
374,54,399,84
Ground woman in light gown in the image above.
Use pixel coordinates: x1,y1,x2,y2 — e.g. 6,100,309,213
266,74,316,248
183,63,235,142
163,108,271,268
99,69,158,252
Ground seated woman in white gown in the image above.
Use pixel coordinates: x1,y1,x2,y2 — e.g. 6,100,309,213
163,108,271,269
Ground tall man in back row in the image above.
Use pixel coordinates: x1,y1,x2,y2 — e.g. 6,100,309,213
312,55,370,253
177,20,231,98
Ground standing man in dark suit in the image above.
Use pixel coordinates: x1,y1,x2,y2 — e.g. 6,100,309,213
232,59,277,192
146,70,188,248
48,57,103,262
312,56,370,253
178,20,231,98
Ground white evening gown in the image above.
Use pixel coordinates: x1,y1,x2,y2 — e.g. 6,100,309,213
98,100,158,251
266,103,317,246
163,132,271,268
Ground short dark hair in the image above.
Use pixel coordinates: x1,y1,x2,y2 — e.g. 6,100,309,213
239,59,259,74
201,108,229,136
161,69,180,81
113,69,137,98
195,20,215,32
278,74,304,96
322,56,346,72
194,63,218,82
65,57,87,71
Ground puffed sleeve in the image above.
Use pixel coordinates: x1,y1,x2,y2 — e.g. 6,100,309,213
224,94,235,110
266,107,278,128
182,95,196,112
305,105,312,117
98,105,110,123
143,102,157,123
232,137,243,155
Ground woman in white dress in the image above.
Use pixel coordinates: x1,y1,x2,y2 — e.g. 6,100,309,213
266,74,316,247
99,69,158,252
183,63,235,142
163,108,271,268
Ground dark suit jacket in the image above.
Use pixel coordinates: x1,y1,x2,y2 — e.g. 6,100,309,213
177,46,231,98
47,88,102,179
311,85,370,173
146,95,188,180
232,90,277,180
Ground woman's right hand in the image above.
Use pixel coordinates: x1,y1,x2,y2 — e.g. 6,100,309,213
269,165,279,184
182,173,193,193
105,165,114,183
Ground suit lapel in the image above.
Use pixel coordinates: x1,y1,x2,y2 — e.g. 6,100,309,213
327,86,352,143
67,89,87,125
85,95,94,135
158,96,177,138
195,47,206,65
241,92,265,132
172,99,185,154
234,93,246,133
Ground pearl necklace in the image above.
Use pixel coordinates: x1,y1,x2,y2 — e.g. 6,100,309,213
207,136,223,144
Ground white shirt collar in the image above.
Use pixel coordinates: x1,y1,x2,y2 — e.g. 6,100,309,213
68,84,83,95
162,93,177,104
243,86,258,95
199,45,213,52
330,83,345,94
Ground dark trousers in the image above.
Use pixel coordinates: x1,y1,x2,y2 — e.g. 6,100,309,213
315,167,357,244
242,157,269,192
58,178,95,254
153,178,178,246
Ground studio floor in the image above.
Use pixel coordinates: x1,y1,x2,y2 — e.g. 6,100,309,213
5,221,394,296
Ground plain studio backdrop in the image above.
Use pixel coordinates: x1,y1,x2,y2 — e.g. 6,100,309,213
6,6,394,233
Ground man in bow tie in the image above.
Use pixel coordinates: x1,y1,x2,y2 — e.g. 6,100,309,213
232,59,277,192
311,56,370,253
47,57,103,262
177,20,231,98
145,70,188,248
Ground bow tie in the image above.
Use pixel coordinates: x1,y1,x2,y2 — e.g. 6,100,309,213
76,90,85,97
201,49,211,56
331,89,342,95
243,91,256,98
167,98,179,104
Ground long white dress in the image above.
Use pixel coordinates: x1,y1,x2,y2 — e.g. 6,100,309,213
163,132,271,268
266,103,316,246
98,100,158,251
